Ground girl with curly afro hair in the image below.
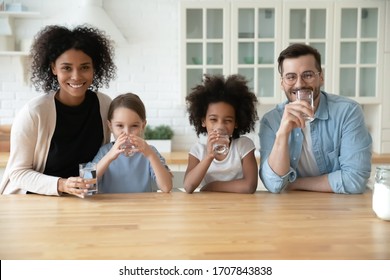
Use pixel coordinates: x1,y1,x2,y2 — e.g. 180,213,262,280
184,74,259,194
1,24,117,197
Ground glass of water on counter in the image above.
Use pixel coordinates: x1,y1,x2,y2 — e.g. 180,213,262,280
79,162,98,196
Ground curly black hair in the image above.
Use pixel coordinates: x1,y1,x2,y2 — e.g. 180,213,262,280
30,24,117,93
186,74,259,139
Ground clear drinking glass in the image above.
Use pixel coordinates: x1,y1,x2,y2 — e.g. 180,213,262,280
120,128,138,157
212,128,230,156
79,162,98,196
373,166,390,221
120,138,137,157
296,89,314,122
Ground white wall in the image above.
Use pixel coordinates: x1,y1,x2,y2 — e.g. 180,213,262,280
0,0,264,152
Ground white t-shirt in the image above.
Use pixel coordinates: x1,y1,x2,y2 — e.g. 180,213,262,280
298,122,320,177
189,136,255,187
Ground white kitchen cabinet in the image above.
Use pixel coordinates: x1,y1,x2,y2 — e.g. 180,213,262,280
283,1,384,103
181,0,385,102
231,1,283,104
180,0,388,153
333,1,385,103
180,2,230,98
181,1,284,103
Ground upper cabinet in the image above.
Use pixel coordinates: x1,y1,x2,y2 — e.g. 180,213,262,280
334,1,385,103
180,0,385,105
231,1,283,104
180,2,230,97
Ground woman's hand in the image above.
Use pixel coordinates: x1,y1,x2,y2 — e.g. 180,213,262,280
57,177,95,198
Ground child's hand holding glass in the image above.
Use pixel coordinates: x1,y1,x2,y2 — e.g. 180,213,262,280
108,132,129,159
207,127,230,157
120,128,139,157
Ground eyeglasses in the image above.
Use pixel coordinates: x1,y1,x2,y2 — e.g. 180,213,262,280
282,70,320,85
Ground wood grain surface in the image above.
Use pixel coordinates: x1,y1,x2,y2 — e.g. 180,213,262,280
0,191,389,260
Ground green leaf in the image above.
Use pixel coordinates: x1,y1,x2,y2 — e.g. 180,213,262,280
144,125,174,140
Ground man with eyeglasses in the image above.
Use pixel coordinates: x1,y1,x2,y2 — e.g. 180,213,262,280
259,43,372,194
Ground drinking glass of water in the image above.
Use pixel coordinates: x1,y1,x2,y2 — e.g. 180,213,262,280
79,162,98,196
120,138,137,157
212,128,230,156
296,89,314,122
120,128,138,157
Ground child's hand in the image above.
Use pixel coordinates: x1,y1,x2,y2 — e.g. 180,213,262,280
130,135,153,156
206,129,219,158
108,133,128,160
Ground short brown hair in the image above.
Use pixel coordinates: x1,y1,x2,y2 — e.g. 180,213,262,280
108,93,146,121
277,43,322,75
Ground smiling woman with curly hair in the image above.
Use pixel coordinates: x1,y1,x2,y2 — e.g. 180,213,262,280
1,24,117,197
30,25,116,93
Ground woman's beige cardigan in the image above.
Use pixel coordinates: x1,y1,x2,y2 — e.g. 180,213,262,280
0,91,112,195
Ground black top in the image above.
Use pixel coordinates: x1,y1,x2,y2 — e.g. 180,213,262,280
44,90,103,178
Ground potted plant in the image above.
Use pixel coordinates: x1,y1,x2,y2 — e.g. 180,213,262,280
144,125,174,153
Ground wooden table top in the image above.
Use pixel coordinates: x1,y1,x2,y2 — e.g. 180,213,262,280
0,191,389,260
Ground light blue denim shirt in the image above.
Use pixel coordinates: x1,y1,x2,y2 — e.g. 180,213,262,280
259,91,372,194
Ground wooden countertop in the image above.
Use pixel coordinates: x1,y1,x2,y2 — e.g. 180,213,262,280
371,153,390,164
160,151,260,165
1,151,390,168
160,151,190,165
165,152,390,165
0,191,389,260
166,151,390,165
